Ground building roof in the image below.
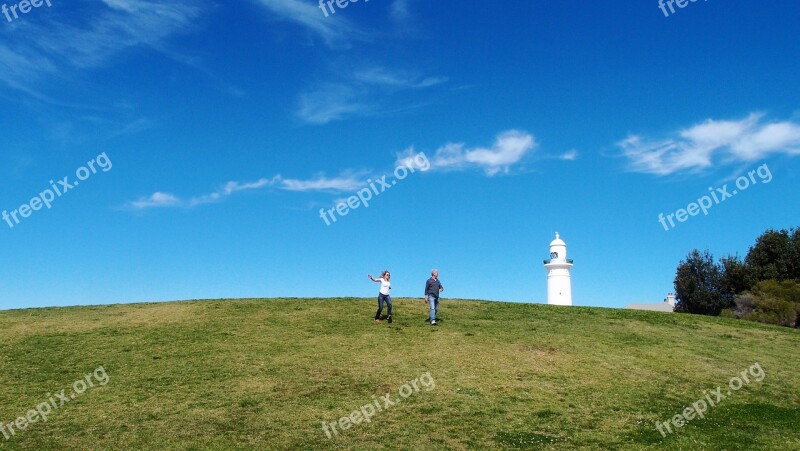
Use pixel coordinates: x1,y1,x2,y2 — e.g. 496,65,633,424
550,232,566,247
625,303,675,313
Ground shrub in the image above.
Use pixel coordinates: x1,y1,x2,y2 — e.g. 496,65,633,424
731,280,800,328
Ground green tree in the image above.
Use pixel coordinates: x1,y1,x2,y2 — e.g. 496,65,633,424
674,250,728,315
790,227,800,280
745,229,793,282
719,255,752,303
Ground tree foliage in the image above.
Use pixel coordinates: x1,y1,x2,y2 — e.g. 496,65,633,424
724,280,800,328
790,228,800,279
674,250,728,315
719,255,751,305
675,228,800,323
745,228,794,282
675,227,800,324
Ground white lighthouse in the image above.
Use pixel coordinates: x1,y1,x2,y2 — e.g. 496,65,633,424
544,232,573,306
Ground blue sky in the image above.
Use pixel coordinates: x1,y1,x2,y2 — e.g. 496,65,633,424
1,0,799,311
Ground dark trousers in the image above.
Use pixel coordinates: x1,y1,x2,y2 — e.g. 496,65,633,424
375,294,392,319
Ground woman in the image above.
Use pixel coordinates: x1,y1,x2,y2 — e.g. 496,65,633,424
368,271,392,324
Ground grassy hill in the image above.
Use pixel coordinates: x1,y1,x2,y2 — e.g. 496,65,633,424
0,298,798,450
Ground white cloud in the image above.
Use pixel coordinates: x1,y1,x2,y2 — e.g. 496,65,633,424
128,192,182,209
619,113,800,175
277,173,366,192
0,45,58,99
188,178,277,206
251,0,365,48
127,173,367,210
398,130,536,176
129,129,537,211
296,66,446,124
560,149,578,161
296,84,369,125
353,67,447,89
0,0,203,96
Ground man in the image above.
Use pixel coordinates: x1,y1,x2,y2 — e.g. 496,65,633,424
424,269,444,325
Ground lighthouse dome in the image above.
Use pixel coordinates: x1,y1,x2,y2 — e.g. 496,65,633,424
550,233,566,247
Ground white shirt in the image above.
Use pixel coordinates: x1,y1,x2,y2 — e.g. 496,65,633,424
379,279,391,295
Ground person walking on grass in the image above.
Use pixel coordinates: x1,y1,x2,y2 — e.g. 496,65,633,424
368,271,392,324
425,269,444,326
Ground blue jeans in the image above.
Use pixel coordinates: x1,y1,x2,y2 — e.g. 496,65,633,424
375,294,392,320
427,295,439,322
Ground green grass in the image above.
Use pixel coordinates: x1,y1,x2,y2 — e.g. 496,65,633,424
0,298,798,450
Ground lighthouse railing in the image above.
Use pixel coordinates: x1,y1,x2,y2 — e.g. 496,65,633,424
543,258,574,264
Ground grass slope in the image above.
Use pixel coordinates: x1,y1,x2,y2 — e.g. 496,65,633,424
0,298,798,450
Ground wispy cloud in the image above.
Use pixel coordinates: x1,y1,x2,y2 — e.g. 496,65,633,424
129,130,538,210
49,0,203,68
187,178,278,207
0,0,204,96
126,173,366,210
396,130,537,176
251,0,365,48
46,115,155,145
0,44,58,99
390,0,410,22
618,113,800,175
353,67,447,89
296,65,446,124
296,84,369,125
128,192,182,209
277,172,367,192
560,149,578,161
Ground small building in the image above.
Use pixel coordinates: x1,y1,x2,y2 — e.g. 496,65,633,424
625,293,676,313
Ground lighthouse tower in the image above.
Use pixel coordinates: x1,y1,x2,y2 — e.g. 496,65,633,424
544,232,573,306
